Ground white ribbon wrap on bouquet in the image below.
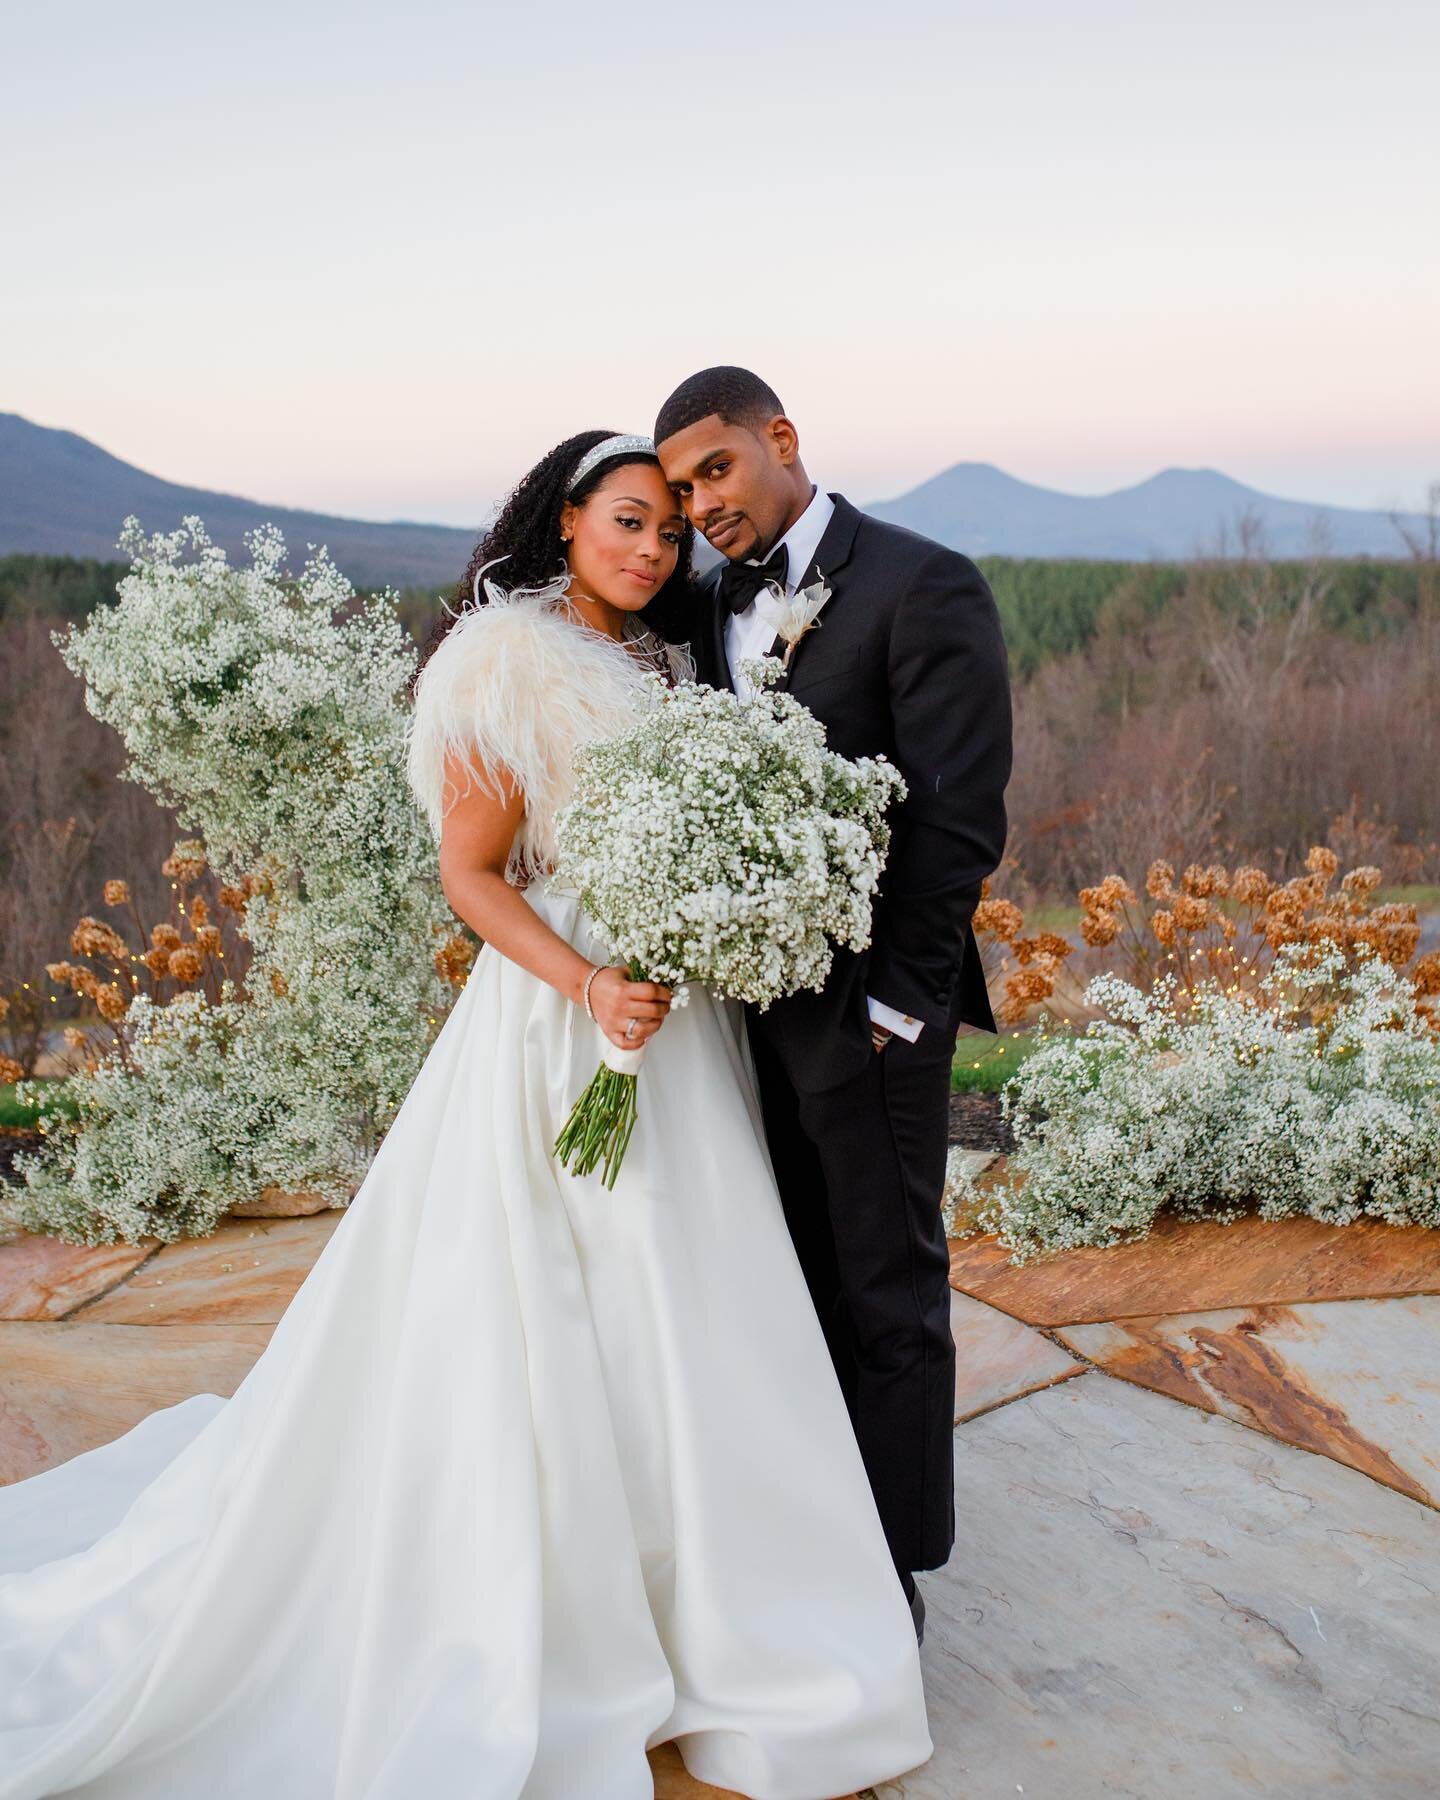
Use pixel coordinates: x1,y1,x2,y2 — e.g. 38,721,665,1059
600,1036,647,1076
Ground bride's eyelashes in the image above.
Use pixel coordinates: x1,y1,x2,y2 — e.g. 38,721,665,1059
616,512,683,546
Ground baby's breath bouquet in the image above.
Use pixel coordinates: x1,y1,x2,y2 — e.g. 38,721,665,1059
550,658,905,1186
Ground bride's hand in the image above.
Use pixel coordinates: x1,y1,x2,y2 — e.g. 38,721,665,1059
588,966,672,1050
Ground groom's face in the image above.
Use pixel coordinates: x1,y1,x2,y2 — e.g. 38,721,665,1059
656,414,799,562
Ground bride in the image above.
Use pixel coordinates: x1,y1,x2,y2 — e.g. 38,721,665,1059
0,430,933,1799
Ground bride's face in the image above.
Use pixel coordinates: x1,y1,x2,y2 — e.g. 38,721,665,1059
561,463,685,612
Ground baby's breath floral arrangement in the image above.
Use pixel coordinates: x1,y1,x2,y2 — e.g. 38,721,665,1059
2,517,460,1245
948,939,1440,1262
550,658,905,1186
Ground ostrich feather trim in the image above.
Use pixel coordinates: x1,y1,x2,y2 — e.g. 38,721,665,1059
404,574,667,878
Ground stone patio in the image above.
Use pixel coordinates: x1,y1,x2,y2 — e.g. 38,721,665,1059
3,1159,1439,1797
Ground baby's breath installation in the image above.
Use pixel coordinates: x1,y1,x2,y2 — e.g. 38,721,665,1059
947,940,1440,1262
550,659,905,1185
3,518,459,1245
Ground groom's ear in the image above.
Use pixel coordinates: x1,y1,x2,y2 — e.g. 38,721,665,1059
765,415,801,467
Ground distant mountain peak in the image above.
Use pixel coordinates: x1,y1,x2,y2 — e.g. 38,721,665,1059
866,460,1417,561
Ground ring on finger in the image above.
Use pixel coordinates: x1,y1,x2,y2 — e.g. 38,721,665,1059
625,1017,638,1039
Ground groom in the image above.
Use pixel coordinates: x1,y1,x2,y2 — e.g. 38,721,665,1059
653,368,1013,1639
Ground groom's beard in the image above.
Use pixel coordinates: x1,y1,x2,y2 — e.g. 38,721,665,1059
701,511,759,559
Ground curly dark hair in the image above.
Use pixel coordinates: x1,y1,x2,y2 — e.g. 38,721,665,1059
412,429,697,688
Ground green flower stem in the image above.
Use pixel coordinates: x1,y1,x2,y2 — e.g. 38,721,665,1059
553,962,654,1189
554,1065,639,1190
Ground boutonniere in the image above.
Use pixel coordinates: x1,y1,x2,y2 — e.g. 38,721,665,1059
756,573,833,671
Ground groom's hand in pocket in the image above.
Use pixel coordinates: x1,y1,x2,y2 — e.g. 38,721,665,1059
589,966,673,1050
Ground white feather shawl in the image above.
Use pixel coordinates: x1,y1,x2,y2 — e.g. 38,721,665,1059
405,575,692,878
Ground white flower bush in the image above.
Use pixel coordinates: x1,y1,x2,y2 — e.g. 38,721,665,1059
949,941,1440,1262
4,517,455,1244
553,657,905,1006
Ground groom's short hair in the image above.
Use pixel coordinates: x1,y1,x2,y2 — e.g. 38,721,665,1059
654,367,784,446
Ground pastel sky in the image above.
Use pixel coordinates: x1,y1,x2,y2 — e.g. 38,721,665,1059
3,0,1436,528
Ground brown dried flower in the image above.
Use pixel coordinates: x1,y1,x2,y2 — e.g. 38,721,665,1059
1304,845,1339,882
1180,863,1213,897
71,916,129,961
194,925,224,956
1080,909,1122,947
62,1026,89,1049
0,1054,24,1086
1263,885,1307,928
1145,860,1175,901
95,983,128,1023
1171,894,1211,932
1230,866,1271,905
142,947,171,979
434,933,477,986
150,923,182,951
270,968,290,998
102,879,131,906
218,884,249,912
1340,865,1383,898
189,895,210,927
47,960,101,998
162,841,208,884
1080,875,1136,913
1151,910,1177,947
167,946,205,982
999,966,1056,1024
972,897,1025,941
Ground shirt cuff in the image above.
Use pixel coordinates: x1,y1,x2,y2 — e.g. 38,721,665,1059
866,996,924,1041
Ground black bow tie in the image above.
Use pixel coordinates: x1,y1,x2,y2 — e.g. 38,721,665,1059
717,544,788,616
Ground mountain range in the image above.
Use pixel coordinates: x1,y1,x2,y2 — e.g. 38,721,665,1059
0,413,476,591
867,461,1421,561
0,412,1423,589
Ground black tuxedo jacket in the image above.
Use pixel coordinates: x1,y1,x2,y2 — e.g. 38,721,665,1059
649,494,1012,1093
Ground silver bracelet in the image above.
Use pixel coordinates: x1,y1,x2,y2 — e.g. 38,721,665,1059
582,963,602,1023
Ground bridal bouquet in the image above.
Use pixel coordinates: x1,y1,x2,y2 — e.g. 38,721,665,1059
550,659,906,1185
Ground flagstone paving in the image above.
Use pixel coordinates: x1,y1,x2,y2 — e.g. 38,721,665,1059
949,1178,1440,1325
0,1231,159,1320
876,1375,1440,1800
1058,1295,1440,1507
950,1289,1084,1421
3,1194,1440,1795
0,1214,342,1480
74,1212,343,1324
0,1319,273,1483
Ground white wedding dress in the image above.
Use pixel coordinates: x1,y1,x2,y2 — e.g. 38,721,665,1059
0,583,932,1800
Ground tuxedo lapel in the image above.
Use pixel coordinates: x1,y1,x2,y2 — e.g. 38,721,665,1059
697,567,735,692
712,586,735,691
776,493,863,679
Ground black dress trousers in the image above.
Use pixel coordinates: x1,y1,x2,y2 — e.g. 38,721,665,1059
747,994,960,1577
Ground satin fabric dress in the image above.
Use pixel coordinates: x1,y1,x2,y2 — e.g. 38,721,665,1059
0,591,932,1799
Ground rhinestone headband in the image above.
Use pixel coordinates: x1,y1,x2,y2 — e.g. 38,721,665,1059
565,433,656,496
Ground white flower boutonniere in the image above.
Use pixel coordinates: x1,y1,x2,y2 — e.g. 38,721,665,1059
756,573,833,671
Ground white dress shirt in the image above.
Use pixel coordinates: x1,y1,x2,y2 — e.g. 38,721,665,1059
723,487,923,1044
